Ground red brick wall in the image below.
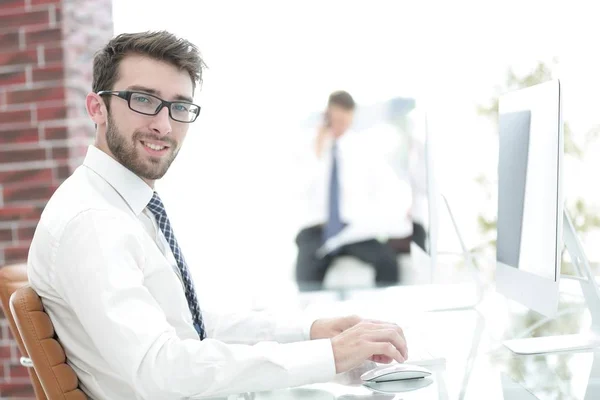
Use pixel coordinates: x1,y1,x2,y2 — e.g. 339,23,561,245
0,0,113,396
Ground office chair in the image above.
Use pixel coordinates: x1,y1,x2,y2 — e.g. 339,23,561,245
0,264,47,399
10,285,86,400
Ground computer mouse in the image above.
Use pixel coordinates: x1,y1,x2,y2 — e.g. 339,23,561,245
360,363,432,382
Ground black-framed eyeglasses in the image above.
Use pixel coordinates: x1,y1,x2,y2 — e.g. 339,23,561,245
97,90,201,123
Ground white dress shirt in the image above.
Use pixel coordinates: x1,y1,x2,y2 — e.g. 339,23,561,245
27,145,336,400
291,129,412,252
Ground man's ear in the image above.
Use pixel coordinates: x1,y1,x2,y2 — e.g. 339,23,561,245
86,93,107,125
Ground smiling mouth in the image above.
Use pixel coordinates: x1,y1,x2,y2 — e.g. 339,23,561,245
140,141,169,151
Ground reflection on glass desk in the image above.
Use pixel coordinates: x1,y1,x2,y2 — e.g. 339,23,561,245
202,278,600,400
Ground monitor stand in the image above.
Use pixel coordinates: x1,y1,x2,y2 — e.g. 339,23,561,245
426,194,485,312
503,210,600,355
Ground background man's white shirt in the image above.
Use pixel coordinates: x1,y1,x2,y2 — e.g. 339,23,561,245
291,129,412,254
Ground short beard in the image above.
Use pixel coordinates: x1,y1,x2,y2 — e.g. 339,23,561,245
105,113,178,181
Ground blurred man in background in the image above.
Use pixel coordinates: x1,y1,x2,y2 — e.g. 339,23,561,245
294,91,412,290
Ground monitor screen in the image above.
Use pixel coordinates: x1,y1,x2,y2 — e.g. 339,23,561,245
497,81,561,282
497,110,531,271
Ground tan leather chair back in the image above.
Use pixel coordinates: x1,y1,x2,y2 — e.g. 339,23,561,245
10,286,86,400
0,264,47,399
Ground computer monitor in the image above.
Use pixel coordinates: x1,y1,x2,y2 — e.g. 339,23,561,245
409,109,481,285
496,79,600,354
406,108,438,276
405,109,486,312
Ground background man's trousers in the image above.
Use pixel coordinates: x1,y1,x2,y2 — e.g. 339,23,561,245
295,225,399,289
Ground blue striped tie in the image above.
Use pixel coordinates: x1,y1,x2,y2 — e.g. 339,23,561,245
147,192,206,340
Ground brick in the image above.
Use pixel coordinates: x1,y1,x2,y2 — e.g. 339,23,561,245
0,70,26,86
3,183,57,204
0,167,52,185
0,206,40,223
0,382,36,399
0,148,45,163
7,86,65,105
0,49,37,67
0,343,11,359
25,27,61,47
55,163,70,180
0,0,25,12
0,224,9,242
32,64,64,82
4,244,30,263
4,388,36,399
9,362,30,379
43,125,66,140
50,145,69,161
54,5,61,23
32,0,61,5
0,122,33,132
37,104,67,121
0,109,31,124
0,31,20,52
0,127,38,145
16,225,36,242
32,205,45,221
0,10,49,30
0,228,13,242
44,46,63,64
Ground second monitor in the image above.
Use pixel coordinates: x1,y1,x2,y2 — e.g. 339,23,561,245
496,79,600,354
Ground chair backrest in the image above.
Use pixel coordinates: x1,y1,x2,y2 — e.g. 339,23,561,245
0,264,47,399
10,286,86,400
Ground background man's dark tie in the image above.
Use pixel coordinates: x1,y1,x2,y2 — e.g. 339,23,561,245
323,142,346,248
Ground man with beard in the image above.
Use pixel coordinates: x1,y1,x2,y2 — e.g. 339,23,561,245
27,31,408,399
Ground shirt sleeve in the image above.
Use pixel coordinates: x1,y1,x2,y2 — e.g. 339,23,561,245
203,308,318,344
51,209,336,399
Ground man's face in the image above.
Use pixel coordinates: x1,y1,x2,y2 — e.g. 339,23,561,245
328,104,354,138
101,55,194,182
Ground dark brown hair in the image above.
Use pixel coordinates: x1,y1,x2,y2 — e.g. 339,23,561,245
92,30,206,109
327,90,355,110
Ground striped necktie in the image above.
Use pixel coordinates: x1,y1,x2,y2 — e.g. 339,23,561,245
147,192,206,339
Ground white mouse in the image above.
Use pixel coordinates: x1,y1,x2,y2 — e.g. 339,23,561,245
360,363,432,382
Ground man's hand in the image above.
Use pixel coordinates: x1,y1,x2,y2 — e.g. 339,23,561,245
330,320,408,374
310,315,362,340
314,124,330,158
311,316,408,373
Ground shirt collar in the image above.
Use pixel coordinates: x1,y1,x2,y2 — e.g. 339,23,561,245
338,129,355,142
330,129,355,149
82,145,154,215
